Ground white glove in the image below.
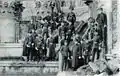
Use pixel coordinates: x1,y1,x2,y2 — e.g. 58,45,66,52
35,47,38,50
27,45,30,47
78,56,81,59
32,43,34,46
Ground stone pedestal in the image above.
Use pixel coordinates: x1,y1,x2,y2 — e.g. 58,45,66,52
0,43,23,57
0,17,15,43
0,7,16,43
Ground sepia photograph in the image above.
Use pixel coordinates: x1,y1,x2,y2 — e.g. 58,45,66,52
0,0,119,76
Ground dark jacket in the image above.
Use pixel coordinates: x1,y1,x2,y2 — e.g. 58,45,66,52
96,12,107,26
72,43,82,68
22,35,32,56
35,36,43,49
60,45,71,57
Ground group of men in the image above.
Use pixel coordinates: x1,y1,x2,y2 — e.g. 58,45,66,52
59,8,107,71
22,7,107,71
22,9,76,62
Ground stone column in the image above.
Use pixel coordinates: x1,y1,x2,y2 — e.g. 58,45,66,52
112,0,120,54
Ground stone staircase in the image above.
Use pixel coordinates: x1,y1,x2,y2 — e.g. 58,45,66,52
0,61,58,76
0,43,59,76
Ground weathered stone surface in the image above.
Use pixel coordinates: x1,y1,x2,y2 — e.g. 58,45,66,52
89,62,99,73
0,43,23,57
0,61,58,76
57,71,80,76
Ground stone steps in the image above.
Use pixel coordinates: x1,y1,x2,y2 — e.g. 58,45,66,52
0,61,59,76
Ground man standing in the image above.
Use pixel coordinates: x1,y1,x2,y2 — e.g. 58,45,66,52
91,30,101,62
82,17,95,64
23,33,32,61
71,34,82,71
42,34,48,60
35,34,43,62
46,34,56,61
60,40,71,71
96,8,107,53
30,29,37,61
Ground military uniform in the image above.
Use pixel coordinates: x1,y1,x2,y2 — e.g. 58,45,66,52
46,36,56,61
58,21,68,39
23,34,33,61
72,42,82,70
91,25,101,62
42,36,47,60
60,44,71,71
35,35,43,61
82,23,94,64
23,35,31,57
96,12,107,53
30,32,37,61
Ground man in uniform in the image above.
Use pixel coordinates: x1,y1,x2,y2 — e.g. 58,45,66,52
23,32,32,61
42,34,48,60
35,34,43,62
46,34,56,61
71,34,82,71
96,8,107,53
82,17,95,64
30,29,37,61
60,40,71,71
91,29,101,62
